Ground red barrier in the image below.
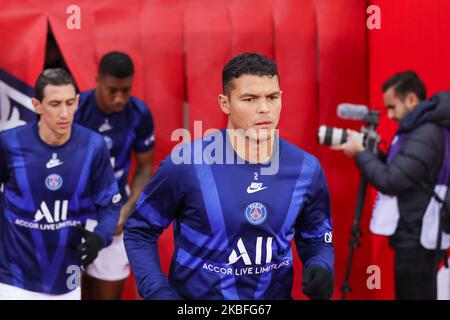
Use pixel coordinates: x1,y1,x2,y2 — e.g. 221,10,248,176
139,0,185,166
230,0,274,58
0,0,47,84
185,0,231,132
315,0,371,300
43,0,97,91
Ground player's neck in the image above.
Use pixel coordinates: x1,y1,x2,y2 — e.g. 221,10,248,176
226,129,275,164
38,121,71,146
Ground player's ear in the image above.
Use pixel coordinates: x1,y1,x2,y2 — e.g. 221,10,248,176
218,94,231,116
32,98,43,115
75,94,80,110
405,92,419,111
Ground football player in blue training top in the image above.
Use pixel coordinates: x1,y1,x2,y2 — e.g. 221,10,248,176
124,52,334,300
75,51,155,300
0,68,121,299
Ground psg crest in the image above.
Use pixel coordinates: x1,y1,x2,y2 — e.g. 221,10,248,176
45,174,63,191
245,202,267,225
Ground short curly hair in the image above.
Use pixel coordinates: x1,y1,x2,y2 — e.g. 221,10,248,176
99,51,134,78
222,52,279,96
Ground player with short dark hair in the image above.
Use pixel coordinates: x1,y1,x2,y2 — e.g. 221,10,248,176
98,51,135,79
222,52,279,96
75,51,155,300
0,68,121,299
124,52,334,300
34,68,77,102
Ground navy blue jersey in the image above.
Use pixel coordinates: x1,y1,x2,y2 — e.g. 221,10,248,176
124,130,334,300
0,123,121,294
75,90,155,203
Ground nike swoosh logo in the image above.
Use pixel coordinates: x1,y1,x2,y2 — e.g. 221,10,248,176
46,161,63,169
246,186,268,194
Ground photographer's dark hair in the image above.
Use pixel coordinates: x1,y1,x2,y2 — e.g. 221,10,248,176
382,71,426,101
34,68,77,102
99,51,134,78
222,52,279,96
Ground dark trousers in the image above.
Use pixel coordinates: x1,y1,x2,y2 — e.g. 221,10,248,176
394,247,444,300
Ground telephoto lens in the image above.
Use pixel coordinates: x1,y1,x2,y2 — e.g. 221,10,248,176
317,125,364,147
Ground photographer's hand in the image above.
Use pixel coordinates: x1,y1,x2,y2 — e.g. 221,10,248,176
331,130,364,157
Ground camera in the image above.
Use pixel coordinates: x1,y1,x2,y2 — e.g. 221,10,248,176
317,103,380,150
317,125,364,147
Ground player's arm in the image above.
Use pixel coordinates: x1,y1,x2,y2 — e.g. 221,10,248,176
294,159,334,300
76,141,121,267
355,123,444,195
115,150,154,235
124,157,183,300
90,142,122,247
115,106,156,235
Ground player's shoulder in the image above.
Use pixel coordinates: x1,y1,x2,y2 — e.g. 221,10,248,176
129,95,152,117
72,123,106,148
0,122,34,142
279,138,322,181
279,137,320,167
155,152,192,187
78,89,95,103
157,136,204,176
76,89,95,117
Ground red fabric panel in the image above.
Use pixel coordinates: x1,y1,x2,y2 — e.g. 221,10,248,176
185,0,231,133
139,0,184,166
41,0,97,91
121,272,139,300
370,234,394,299
0,0,47,84
368,0,450,164
229,0,273,58
273,0,318,299
273,0,318,153
314,0,371,300
368,0,450,151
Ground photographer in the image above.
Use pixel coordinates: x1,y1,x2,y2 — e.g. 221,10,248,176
334,71,450,300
